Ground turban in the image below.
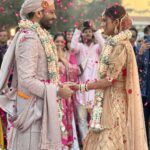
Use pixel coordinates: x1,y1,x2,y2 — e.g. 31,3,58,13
20,0,54,19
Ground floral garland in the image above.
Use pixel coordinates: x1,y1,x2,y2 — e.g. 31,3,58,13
90,30,132,132
19,19,59,84
19,19,65,134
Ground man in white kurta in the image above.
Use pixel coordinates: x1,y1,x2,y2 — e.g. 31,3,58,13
0,0,73,150
71,24,105,141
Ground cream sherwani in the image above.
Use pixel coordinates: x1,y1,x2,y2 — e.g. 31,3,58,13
0,28,61,150
13,28,47,150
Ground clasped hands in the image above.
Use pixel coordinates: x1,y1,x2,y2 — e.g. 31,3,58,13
57,82,79,99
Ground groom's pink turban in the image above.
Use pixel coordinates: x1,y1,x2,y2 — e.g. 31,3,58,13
20,0,54,19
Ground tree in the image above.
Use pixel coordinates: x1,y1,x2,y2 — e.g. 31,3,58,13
0,0,23,27
52,0,121,33
51,0,75,34
84,0,121,26
0,0,120,33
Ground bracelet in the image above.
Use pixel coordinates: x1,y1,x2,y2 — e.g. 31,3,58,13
80,84,86,93
81,84,85,92
85,83,88,91
56,86,59,95
79,83,89,92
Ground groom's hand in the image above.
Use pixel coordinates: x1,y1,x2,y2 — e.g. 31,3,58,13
57,85,73,99
64,82,79,91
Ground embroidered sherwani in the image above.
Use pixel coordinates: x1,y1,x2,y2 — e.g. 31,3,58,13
11,29,46,149
0,28,61,150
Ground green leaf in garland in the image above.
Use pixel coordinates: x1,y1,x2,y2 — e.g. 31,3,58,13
51,45,56,50
99,73,105,79
47,56,55,62
31,25,37,30
101,56,109,65
48,72,56,79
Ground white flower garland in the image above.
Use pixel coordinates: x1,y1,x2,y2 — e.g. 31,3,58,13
90,30,132,132
19,19,59,84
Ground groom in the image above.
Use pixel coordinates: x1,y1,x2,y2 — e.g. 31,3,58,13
0,0,73,149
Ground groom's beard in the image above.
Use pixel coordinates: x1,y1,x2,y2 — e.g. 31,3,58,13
40,16,55,30
40,20,52,30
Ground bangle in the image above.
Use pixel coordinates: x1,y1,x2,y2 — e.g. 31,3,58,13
80,84,86,92
56,86,59,96
79,84,81,91
81,84,85,92
85,83,88,91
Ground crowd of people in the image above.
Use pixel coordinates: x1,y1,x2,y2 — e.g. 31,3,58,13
0,0,150,150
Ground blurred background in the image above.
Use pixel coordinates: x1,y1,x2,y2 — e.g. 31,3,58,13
0,0,150,36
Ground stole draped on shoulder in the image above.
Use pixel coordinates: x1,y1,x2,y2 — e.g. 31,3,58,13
0,32,62,150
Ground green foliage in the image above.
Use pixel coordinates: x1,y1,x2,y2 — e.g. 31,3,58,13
52,0,121,34
0,0,120,33
0,0,24,27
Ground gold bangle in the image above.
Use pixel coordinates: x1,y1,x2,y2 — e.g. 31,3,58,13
80,84,86,92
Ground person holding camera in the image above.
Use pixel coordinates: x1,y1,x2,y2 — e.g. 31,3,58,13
70,20,105,143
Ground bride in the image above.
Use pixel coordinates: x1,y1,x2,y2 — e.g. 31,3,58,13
71,4,148,150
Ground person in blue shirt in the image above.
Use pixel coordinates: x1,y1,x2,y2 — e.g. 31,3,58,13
135,25,150,144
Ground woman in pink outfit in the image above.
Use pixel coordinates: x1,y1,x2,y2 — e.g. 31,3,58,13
54,33,79,149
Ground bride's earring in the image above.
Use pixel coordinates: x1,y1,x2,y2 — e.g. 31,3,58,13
114,26,118,34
